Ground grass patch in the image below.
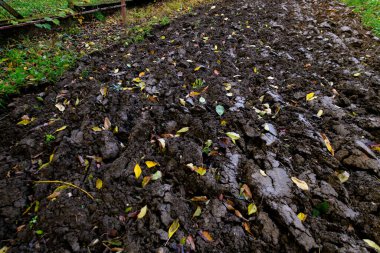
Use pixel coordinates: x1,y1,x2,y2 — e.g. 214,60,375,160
342,0,380,36
0,0,215,103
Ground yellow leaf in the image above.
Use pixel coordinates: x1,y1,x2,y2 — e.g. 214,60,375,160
100,87,108,97
179,98,186,106
195,167,207,176
132,77,142,83
17,119,31,125
194,66,202,71
142,176,151,188
226,132,240,144
297,212,307,222
291,177,309,191
189,91,201,97
145,161,159,168
321,133,334,156
353,73,361,77
75,97,80,106
113,126,119,134
47,191,61,200
92,126,102,132
49,153,54,163
0,246,9,253
317,110,323,117
248,203,257,215
137,205,148,219
134,163,142,179
193,206,202,217
223,82,232,91
37,162,50,171
96,179,103,189
336,171,350,183
363,239,380,252
176,127,189,135
168,219,180,239
306,92,316,101
139,72,145,77
54,125,67,133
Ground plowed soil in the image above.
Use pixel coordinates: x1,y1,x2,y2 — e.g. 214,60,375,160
1,0,380,252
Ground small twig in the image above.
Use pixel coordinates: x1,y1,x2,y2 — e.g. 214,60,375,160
34,180,94,200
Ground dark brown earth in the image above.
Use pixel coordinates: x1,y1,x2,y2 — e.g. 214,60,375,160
1,0,380,252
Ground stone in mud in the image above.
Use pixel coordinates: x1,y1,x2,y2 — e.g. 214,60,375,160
210,199,228,220
251,167,292,199
270,201,316,251
100,131,120,160
258,212,280,245
343,149,380,174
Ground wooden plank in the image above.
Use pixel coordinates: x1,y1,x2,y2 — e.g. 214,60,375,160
0,0,23,19
74,0,130,7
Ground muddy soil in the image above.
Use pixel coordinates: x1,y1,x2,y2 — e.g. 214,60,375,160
1,0,379,252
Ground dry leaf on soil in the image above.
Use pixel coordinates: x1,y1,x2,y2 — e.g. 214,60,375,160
134,163,142,179
95,179,103,189
291,177,309,191
321,133,334,156
168,219,180,240
137,205,147,219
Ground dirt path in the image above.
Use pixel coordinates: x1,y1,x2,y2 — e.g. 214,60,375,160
1,0,379,252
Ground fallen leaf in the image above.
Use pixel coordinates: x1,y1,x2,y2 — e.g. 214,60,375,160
168,219,180,240
47,191,61,200
321,133,334,156
150,171,162,181
353,72,361,77
0,246,9,253
158,138,166,151
145,161,159,168
242,222,254,236
186,235,196,251
195,166,207,176
55,103,65,112
96,179,103,189
92,126,102,132
75,97,80,106
194,66,203,71
216,105,225,116
297,212,307,222
248,203,257,215
259,170,267,177
17,115,36,126
191,196,208,202
142,176,151,188
363,239,380,252
137,205,148,219
306,92,316,101
104,117,111,130
193,206,202,217
291,177,309,191
317,110,323,117
240,184,252,200
199,231,213,242
223,83,232,91
189,91,201,97
336,171,350,183
54,125,67,133
179,98,186,106
176,127,189,135
134,163,142,179
226,132,240,144
234,209,248,221
100,87,108,97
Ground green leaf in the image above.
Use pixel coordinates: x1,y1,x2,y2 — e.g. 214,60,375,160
151,171,162,180
248,203,257,215
363,239,380,252
226,132,240,144
193,206,202,217
35,230,44,235
216,105,225,116
168,219,180,239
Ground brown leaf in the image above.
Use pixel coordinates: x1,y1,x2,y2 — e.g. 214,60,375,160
199,230,213,242
240,184,252,199
104,117,111,130
191,196,208,202
186,235,196,251
242,222,254,236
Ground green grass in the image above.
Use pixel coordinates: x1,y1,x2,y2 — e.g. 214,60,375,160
0,0,68,20
342,0,380,36
0,42,76,95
